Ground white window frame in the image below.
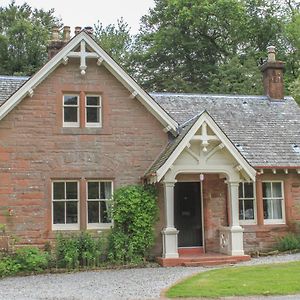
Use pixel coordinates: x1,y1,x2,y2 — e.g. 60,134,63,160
263,181,285,225
86,180,113,229
85,95,102,128
239,182,257,225
52,180,80,230
63,94,80,127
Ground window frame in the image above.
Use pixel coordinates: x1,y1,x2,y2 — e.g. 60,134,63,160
85,95,102,128
62,94,80,128
52,180,80,230
262,181,285,225
238,181,257,225
86,180,113,229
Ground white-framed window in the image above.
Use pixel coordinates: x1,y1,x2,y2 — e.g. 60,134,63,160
87,180,113,229
52,181,80,230
263,181,285,224
63,95,79,127
239,182,256,225
85,95,102,127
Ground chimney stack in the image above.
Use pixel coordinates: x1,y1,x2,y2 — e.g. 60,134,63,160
75,26,82,35
63,26,71,42
84,26,94,37
47,26,67,59
260,46,285,101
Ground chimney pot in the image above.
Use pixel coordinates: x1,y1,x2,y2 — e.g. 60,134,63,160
84,26,94,36
51,26,60,41
267,45,276,62
75,26,82,35
63,26,71,42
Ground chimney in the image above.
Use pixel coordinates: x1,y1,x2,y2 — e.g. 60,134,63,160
75,26,82,35
84,26,94,37
63,26,71,42
47,26,66,59
260,46,285,100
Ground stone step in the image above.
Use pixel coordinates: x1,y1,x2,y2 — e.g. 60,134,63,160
183,259,238,267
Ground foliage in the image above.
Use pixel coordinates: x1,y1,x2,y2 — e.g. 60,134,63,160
14,246,49,272
93,18,133,70
108,185,158,264
0,223,6,234
0,256,21,277
276,233,300,251
0,1,61,75
166,261,300,298
55,231,108,269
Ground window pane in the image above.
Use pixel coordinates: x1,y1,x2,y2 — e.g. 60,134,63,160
244,183,254,198
88,182,99,199
66,182,78,199
64,107,78,122
88,201,99,223
86,107,99,123
239,200,244,220
100,182,112,199
53,182,65,200
239,183,243,198
53,202,65,224
273,199,282,219
244,200,254,220
272,182,282,198
87,96,100,106
262,182,272,198
100,201,112,223
263,199,272,219
64,95,78,105
66,201,78,223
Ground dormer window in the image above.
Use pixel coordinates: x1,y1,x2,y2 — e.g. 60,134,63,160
63,95,79,127
86,95,102,127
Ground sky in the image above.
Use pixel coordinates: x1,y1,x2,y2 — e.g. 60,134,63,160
0,0,155,34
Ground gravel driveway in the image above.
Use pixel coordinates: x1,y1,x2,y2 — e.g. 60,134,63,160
0,253,300,300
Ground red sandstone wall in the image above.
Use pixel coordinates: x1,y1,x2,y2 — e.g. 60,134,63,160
0,60,168,246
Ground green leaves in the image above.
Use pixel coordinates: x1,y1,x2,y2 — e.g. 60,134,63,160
108,185,158,264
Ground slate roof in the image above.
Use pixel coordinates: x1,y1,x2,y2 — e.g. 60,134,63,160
0,75,29,106
148,93,300,172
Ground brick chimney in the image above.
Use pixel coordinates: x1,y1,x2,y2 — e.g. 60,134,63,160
47,26,71,59
260,46,285,100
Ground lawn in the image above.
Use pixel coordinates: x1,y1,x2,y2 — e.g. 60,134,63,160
166,261,300,298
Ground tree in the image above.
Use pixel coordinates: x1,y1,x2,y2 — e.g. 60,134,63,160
93,18,133,71
0,1,60,75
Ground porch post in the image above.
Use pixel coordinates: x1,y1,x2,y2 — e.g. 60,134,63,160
221,181,244,256
161,181,179,258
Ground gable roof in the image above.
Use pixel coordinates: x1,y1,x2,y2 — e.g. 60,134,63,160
0,31,178,134
146,110,257,182
0,75,29,105
151,93,300,168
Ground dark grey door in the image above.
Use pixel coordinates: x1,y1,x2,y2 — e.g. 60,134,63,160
174,182,202,247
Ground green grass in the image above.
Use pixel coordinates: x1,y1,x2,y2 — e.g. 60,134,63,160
166,261,300,298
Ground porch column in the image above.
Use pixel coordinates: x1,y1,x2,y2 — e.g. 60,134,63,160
161,181,179,258
220,181,244,256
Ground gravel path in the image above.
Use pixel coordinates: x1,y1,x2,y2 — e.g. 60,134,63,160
0,253,300,300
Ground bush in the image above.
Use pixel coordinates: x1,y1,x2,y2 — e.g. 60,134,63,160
108,185,158,264
0,256,21,277
15,247,49,272
55,232,108,269
276,233,300,252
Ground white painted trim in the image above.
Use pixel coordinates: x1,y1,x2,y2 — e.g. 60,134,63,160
62,94,80,128
156,112,256,182
85,95,102,128
0,31,178,134
238,182,257,225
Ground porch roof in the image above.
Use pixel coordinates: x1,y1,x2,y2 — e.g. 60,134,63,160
150,93,300,169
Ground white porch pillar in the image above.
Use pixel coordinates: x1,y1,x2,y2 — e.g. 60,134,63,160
220,181,244,256
161,181,179,258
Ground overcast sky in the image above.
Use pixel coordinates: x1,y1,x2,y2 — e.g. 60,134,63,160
1,0,155,34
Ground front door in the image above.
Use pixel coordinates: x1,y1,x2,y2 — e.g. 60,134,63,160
174,182,202,247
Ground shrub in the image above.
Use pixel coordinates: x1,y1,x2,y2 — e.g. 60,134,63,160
276,233,300,252
108,185,158,264
15,247,49,272
55,232,108,269
0,256,21,277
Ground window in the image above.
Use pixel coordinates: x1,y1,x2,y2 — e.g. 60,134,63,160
263,181,285,224
239,182,256,224
63,95,79,127
52,181,79,230
85,95,101,127
87,181,113,229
